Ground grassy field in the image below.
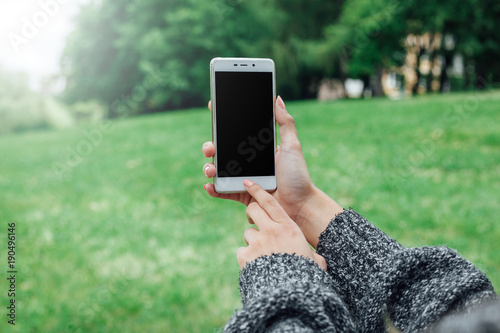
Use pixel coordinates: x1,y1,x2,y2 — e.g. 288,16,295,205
1,90,499,332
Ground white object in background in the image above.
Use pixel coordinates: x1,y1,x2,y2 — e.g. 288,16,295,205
452,53,464,77
344,78,364,98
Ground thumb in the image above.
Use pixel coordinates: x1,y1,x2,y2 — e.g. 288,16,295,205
275,96,301,149
314,253,328,271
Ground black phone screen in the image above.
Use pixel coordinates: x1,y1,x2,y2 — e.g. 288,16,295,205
215,71,275,178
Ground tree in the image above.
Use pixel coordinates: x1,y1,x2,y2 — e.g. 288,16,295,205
61,0,348,114
317,0,500,95
61,0,271,115
460,0,500,88
61,1,142,112
316,0,409,96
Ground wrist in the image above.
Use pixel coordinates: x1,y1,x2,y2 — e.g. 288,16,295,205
295,185,344,248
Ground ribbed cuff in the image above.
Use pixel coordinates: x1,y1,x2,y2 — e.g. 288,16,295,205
225,253,356,333
239,253,333,305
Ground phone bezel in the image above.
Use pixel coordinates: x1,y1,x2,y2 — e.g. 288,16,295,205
210,57,277,193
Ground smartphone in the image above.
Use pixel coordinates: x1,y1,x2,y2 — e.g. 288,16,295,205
210,57,277,193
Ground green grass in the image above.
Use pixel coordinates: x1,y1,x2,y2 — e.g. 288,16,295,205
1,90,499,332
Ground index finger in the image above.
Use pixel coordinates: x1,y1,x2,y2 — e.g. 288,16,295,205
246,202,273,231
243,179,290,223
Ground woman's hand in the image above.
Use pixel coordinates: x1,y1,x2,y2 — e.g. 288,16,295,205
203,97,314,219
202,96,343,247
236,179,327,271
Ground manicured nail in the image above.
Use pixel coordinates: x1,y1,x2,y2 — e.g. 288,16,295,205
277,95,286,110
204,165,210,175
243,179,254,187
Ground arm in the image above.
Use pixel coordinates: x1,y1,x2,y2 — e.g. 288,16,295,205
294,185,343,248
224,254,355,333
316,209,498,331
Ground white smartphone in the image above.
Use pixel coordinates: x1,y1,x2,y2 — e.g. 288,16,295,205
210,57,277,193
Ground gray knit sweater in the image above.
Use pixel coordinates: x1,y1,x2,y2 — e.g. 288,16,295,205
224,209,499,332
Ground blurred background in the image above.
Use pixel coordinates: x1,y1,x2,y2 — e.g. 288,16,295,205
0,0,499,332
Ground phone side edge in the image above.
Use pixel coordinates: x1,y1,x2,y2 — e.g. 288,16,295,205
210,59,217,192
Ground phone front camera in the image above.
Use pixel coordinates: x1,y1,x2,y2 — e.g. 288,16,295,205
252,64,255,67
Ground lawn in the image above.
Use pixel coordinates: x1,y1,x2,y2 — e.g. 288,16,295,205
1,90,499,332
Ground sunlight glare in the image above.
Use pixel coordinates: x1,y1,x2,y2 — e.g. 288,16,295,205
0,0,81,90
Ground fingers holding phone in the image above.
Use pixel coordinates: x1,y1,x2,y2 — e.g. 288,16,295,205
202,142,216,178
202,140,252,204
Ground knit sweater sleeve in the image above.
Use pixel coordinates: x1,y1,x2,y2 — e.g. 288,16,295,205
223,253,356,333
316,209,497,332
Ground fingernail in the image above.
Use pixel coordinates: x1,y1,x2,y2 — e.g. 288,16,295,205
243,179,254,187
277,95,286,110
204,165,210,175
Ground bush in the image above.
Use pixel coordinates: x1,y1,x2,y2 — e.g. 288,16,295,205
0,69,75,134
69,100,106,124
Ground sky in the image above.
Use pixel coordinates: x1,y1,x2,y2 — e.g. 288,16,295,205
0,0,92,91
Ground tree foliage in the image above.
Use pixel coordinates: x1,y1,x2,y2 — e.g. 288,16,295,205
318,0,500,93
61,0,500,115
61,0,343,115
